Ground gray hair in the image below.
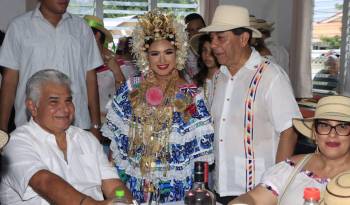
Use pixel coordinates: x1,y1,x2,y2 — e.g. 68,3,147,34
25,69,72,105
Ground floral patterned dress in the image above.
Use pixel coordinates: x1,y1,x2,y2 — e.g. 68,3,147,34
101,76,214,203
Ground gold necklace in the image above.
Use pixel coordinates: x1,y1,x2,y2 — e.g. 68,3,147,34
128,73,180,176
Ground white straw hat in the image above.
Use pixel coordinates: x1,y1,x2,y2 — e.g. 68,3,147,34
293,96,350,139
321,171,350,205
199,5,262,38
0,130,8,149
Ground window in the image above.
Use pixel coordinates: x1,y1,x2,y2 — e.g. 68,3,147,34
68,0,199,41
339,0,350,94
311,0,343,97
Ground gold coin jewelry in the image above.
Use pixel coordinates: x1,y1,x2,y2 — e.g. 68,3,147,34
128,72,194,177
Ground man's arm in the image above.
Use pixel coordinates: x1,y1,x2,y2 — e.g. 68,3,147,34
86,69,102,141
29,170,111,205
275,127,298,163
102,178,133,202
0,68,19,132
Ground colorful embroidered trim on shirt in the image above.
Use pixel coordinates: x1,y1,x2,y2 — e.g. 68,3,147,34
285,159,330,184
260,183,279,196
243,61,268,191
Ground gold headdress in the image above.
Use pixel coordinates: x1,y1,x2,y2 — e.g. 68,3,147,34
131,9,188,72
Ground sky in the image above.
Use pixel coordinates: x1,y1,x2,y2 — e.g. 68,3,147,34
314,0,343,22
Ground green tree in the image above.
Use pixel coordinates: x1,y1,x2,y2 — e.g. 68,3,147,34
335,3,343,11
320,35,341,49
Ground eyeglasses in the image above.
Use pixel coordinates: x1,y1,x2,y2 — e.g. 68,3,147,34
315,121,350,136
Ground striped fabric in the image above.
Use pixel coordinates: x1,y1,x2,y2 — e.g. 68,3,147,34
243,61,268,191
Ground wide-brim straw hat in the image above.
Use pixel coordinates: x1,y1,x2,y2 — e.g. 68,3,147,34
0,130,8,149
250,18,275,33
321,171,350,205
189,33,206,56
84,15,113,43
293,96,350,139
199,5,262,38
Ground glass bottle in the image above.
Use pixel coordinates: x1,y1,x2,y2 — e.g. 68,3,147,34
303,187,320,205
184,161,216,205
113,188,128,205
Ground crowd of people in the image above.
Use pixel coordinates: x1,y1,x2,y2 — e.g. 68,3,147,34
0,1,349,205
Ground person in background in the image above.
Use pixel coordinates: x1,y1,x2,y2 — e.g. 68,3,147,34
312,54,340,96
115,36,138,79
200,5,301,204
190,33,220,107
84,15,126,123
256,18,290,75
101,10,214,204
185,13,206,40
0,69,133,205
249,17,273,60
184,13,206,81
230,96,350,205
0,0,103,141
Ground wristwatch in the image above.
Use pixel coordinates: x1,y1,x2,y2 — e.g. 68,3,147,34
91,124,101,129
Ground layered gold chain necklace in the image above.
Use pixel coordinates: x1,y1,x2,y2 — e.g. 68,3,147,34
128,73,180,176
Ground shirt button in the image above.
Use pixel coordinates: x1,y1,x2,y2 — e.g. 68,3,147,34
231,78,234,81
222,118,226,122
226,98,230,101
220,139,223,142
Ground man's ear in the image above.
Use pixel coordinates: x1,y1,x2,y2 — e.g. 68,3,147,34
240,32,251,47
25,99,38,117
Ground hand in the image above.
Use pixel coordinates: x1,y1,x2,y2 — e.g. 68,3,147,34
82,197,114,205
100,199,114,205
90,127,103,142
107,58,122,76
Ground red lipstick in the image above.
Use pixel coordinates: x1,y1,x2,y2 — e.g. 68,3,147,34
326,142,340,148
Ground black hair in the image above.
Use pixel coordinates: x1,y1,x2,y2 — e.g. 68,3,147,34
259,29,271,38
231,27,252,44
91,27,105,45
184,13,206,26
0,30,5,46
193,34,220,87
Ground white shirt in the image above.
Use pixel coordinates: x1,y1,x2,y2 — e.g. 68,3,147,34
0,119,118,205
0,4,103,129
210,49,301,196
265,38,289,75
260,159,328,205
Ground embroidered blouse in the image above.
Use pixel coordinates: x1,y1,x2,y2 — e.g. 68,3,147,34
102,77,214,203
260,159,330,205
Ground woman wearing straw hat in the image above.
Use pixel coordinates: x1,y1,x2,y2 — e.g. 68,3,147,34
229,95,350,205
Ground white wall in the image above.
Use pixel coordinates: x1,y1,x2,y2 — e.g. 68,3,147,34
219,0,293,50
0,0,37,31
0,0,26,31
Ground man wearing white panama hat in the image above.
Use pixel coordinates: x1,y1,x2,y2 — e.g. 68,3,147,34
0,0,103,141
200,5,301,203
